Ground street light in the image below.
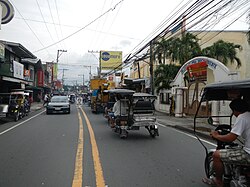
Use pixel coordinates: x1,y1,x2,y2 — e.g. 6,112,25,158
56,49,67,63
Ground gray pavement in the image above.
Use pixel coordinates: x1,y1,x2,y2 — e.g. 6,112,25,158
30,102,214,139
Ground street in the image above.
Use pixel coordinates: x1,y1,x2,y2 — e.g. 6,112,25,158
0,104,215,187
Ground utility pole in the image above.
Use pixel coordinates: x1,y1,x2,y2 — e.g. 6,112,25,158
78,74,85,89
83,65,92,81
149,41,154,95
88,50,100,76
59,68,69,87
56,49,67,63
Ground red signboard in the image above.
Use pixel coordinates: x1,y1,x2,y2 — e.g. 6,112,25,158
186,61,208,81
37,70,44,87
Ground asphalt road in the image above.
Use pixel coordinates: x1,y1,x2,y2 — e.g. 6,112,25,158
0,104,216,187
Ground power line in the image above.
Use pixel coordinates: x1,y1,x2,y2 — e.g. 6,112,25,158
33,0,124,53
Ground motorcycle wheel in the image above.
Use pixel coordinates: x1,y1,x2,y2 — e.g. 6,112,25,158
150,129,156,138
205,152,215,178
14,112,19,122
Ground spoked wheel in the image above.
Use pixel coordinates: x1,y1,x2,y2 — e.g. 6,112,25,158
14,112,19,122
205,152,215,178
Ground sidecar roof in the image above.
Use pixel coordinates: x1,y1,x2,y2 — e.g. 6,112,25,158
108,89,135,96
133,92,157,99
202,79,250,101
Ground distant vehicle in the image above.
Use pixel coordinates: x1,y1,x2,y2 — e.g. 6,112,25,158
69,94,76,104
46,96,70,114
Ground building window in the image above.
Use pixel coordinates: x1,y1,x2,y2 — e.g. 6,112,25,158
160,93,170,104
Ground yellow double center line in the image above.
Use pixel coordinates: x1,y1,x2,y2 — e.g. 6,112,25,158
72,107,106,187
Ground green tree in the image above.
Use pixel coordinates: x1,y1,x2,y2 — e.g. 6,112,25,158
154,64,180,94
153,33,201,66
202,40,242,68
165,33,201,65
152,38,172,64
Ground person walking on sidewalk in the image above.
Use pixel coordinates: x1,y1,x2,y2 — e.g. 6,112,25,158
43,93,49,106
202,98,250,187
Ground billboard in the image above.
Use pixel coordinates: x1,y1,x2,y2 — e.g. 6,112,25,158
100,51,122,71
13,60,24,79
186,61,208,82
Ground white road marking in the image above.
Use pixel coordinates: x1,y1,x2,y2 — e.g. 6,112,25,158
158,123,216,146
0,110,45,136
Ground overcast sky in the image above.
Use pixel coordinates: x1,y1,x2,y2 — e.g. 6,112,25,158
1,0,249,85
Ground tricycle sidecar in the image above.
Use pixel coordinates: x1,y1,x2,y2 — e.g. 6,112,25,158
108,89,159,138
0,90,30,121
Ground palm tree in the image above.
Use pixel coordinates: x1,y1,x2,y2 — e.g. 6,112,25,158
152,38,172,64
154,64,180,94
202,40,242,68
153,33,201,66
167,33,201,65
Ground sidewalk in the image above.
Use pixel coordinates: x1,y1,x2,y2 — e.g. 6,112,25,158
30,102,44,112
155,111,213,139
30,102,213,139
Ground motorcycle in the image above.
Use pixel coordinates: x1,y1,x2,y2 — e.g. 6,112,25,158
194,79,250,187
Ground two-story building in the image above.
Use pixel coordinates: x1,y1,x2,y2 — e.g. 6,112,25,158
0,40,52,102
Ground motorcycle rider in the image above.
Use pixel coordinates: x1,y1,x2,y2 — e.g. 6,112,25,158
109,94,128,128
203,98,250,187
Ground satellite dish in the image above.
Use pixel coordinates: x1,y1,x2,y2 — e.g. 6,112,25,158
0,0,14,24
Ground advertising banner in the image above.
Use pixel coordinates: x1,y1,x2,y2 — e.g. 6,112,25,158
46,62,54,84
37,70,44,87
53,63,58,81
100,51,122,70
13,60,24,79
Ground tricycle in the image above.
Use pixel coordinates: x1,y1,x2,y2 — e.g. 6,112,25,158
194,79,250,187
107,89,159,139
0,90,30,121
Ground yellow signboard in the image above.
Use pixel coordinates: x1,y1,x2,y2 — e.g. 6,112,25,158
100,51,122,70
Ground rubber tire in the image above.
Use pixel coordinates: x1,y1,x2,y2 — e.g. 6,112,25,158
14,112,19,121
205,152,215,178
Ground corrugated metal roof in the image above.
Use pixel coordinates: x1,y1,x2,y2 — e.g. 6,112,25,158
0,40,37,59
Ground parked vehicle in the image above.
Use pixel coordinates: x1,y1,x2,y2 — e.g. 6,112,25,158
194,79,250,187
0,90,30,121
108,89,159,139
46,96,70,114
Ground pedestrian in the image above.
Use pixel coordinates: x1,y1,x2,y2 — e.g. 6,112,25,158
43,93,48,106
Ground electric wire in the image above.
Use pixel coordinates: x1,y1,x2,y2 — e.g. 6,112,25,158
46,0,62,49
10,0,52,58
35,0,59,50
105,0,249,77
33,0,124,53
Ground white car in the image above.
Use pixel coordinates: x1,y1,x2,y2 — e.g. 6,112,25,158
46,96,70,114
